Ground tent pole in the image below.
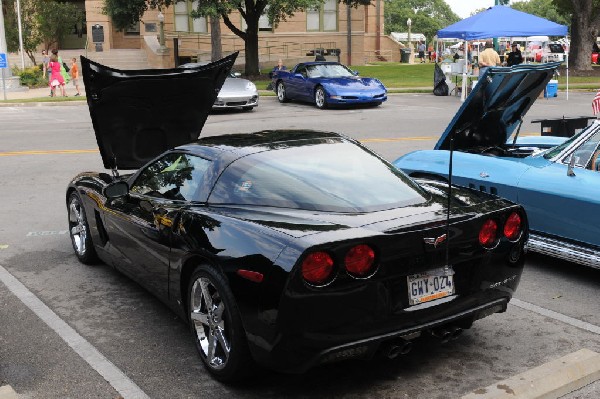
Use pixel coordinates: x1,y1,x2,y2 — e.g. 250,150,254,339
461,39,467,102
566,41,569,100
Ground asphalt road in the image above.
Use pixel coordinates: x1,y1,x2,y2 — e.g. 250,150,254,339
0,93,599,399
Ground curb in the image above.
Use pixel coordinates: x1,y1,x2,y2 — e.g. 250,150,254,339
0,385,18,399
461,348,600,399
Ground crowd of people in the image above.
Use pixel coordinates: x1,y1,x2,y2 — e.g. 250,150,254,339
40,49,81,97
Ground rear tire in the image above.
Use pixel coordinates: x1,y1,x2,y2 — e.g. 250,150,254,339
315,86,328,109
188,264,254,382
67,191,98,264
276,81,289,103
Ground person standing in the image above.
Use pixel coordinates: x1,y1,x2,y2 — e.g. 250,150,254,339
478,40,501,77
70,58,81,96
48,54,66,97
41,50,52,96
418,42,426,63
506,43,523,67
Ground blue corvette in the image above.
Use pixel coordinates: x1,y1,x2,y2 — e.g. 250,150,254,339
394,62,600,269
272,61,387,109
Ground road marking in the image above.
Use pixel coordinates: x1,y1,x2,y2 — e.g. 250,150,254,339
0,149,98,157
511,298,600,335
26,230,68,237
0,264,151,399
0,133,543,157
0,245,8,249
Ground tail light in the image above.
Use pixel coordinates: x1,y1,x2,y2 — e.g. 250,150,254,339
503,212,522,240
479,219,498,248
345,244,376,277
302,251,334,285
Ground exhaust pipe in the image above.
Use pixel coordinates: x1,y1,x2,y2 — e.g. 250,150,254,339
431,328,452,343
449,326,463,340
431,326,463,343
383,338,413,359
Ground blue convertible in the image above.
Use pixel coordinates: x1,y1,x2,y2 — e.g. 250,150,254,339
394,62,600,269
272,61,387,109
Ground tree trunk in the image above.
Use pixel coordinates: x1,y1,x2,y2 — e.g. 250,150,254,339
210,16,222,62
570,0,597,71
244,21,260,76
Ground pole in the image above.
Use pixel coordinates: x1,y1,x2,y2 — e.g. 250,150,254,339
461,39,467,102
375,0,380,58
1,68,6,100
15,0,25,69
346,3,352,65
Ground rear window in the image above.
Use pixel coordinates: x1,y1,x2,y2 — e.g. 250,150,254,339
208,141,427,212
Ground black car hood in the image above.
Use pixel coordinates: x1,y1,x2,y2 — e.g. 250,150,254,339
435,62,560,151
81,53,237,170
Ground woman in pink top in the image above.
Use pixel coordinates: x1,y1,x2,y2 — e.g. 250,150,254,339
48,54,66,97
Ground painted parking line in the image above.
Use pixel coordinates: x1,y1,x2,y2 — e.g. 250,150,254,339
0,264,150,399
26,231,68,237
511,298,600,335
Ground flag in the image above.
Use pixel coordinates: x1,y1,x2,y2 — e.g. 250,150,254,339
593,89,600,116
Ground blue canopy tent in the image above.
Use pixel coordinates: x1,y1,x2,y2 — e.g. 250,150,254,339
437,6,569,100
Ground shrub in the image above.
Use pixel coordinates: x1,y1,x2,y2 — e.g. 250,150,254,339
16,65,47,88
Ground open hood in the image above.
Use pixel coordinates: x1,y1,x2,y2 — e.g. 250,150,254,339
435,62,560,151
81,53,237,170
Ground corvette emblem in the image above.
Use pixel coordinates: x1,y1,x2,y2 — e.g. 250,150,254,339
424,234,447,248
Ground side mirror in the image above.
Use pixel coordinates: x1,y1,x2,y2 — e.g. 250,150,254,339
567,154,576,177
233,72,241,77
353,70,359,76
104,181,129,199
294,73,305,78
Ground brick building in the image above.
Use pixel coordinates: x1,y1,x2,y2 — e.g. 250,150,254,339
76,0,401,68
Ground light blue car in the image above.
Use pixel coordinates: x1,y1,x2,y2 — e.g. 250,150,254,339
394,62,600,269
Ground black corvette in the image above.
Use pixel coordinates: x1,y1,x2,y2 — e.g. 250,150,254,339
67,54,527,382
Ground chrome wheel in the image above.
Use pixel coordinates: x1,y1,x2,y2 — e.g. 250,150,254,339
277,82,288,103
67,192,97,264
190,277,230,370
69,197,87,256
315,87,327,109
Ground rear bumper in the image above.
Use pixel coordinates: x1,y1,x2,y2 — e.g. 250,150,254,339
251,293,512,374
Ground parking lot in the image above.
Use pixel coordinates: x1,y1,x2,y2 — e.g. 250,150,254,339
0,93,599,398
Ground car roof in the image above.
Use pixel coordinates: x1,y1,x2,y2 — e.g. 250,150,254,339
175,130,348,162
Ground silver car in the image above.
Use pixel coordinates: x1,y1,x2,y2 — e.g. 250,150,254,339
180,62,259,111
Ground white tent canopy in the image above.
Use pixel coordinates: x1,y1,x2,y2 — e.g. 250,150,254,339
390,32,427,44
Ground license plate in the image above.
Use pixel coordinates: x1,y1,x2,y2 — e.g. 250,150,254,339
407,267,455,306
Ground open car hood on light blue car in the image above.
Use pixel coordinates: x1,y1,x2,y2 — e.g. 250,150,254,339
435,62,561,152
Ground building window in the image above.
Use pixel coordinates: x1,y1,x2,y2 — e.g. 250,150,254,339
174,1,207,33
241,6,272,32
125,22,140,36
307,0,337,32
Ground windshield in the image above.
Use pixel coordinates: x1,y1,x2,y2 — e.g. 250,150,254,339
306,64,355,78
544,129,587,159
209,141,427,212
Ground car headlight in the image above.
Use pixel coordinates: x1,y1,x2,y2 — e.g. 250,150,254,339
246,82,256,91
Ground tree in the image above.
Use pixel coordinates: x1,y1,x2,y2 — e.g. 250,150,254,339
3,0,82,65
384,0,460,45
511,0,570,26
552,0,600,71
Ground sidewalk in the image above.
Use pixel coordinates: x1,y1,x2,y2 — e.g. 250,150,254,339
0,85,86,101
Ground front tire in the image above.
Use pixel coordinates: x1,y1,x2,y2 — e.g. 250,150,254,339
315,86,328,109
67,191,98,264
188,264,253,382
276,81,289,103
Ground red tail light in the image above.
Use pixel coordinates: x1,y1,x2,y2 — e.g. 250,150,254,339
345,244,376,277
479,219,498,248
504,212,522,240
302,251,334,285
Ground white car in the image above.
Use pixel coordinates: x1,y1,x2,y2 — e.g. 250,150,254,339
180,62,259,111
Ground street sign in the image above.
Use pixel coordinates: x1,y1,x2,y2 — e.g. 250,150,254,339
0,53,7,69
